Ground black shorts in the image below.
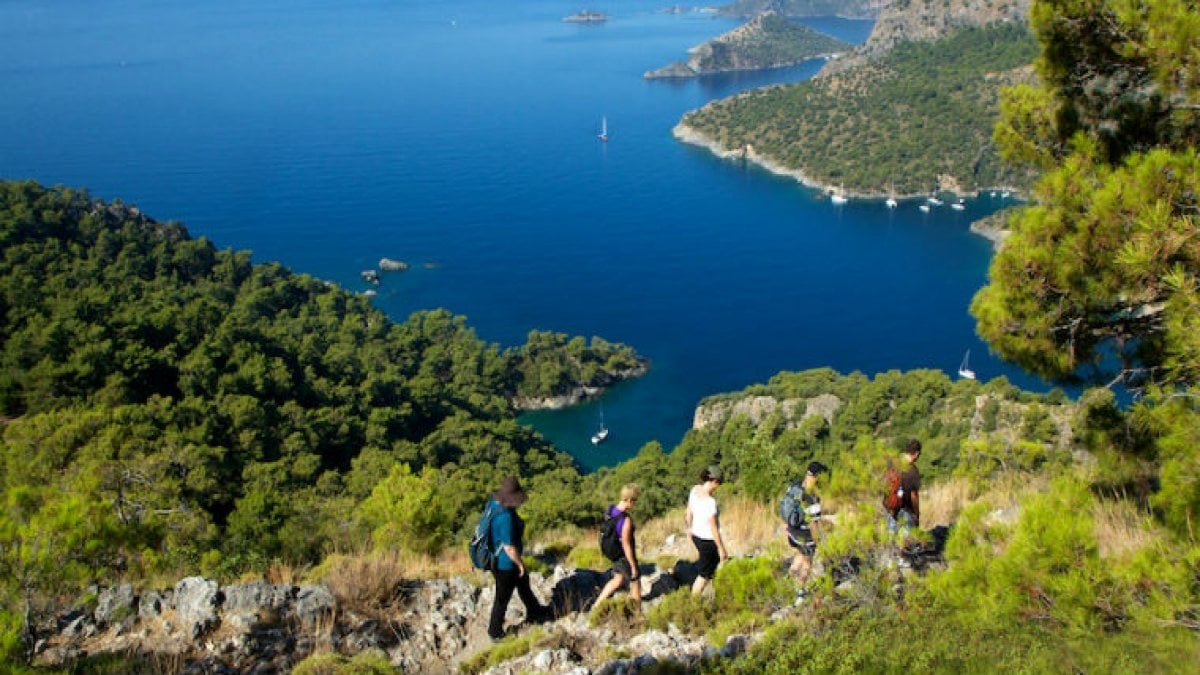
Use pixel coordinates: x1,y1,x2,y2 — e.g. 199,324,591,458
692,535,719,579
612,557,637,580
788,528,816,557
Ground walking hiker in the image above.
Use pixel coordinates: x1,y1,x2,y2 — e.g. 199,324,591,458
686,466,728,595
884,439,922,536
781,462,828,589
592,484,643,612
483,476,551,640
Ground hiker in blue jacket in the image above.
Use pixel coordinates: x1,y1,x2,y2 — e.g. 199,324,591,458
487,476,551,640
783,462,829,590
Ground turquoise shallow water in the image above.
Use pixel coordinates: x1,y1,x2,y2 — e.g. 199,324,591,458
0,0,1039,470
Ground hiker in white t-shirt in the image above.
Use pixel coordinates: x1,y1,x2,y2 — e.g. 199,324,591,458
685,465,728,595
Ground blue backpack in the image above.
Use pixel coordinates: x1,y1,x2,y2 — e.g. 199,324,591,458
469,500,502,570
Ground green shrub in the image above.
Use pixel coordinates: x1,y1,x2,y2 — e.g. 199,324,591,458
589,596,642,629
458,629,545,675
292,649,394,675
565,545,608,571
646,589,715,635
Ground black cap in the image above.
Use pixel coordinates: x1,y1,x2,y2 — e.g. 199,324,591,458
806,461,829,477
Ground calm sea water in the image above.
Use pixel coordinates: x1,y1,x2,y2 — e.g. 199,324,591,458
0,0,1040,470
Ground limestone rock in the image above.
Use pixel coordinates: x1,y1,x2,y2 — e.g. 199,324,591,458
94,583,136,627
174,577,221,638
295,585,335,626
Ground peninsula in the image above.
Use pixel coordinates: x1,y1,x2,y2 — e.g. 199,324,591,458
674,0,1039,199
645,11,850,79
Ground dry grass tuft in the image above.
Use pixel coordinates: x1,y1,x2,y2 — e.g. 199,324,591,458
921,476,976,528
320,550,406,614
265,560,305,586
1093,500,1160,561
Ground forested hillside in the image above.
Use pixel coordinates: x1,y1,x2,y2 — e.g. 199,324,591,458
680,22,1038,195
646,12,851,79
0,181,647,602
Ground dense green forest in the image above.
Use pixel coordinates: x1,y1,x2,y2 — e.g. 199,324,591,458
0,181,648,591
698,13,851,71
682,22,1040,194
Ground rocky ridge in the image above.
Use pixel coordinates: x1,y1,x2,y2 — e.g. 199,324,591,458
818,0,1032,77
31,553,782,674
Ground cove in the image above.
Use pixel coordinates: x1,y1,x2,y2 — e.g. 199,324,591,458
0,0,1039,471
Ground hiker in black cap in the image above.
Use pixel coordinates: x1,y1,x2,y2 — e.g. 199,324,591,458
686,466,728,595
486,476,551,640
781,462,829,592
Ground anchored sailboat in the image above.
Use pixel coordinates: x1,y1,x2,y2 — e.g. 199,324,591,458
886,181,898,209
830,182,848,205
598,116,608,142
591,406,609,444
958,350,977,380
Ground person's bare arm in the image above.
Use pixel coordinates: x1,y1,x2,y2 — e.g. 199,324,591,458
502,543,524,576
710,514,728,561
621,521,638,579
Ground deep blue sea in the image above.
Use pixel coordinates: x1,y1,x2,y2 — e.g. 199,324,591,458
0,0,1042,470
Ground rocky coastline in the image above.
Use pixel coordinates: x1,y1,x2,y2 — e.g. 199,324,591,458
511,361,650,412
673,121,1019,202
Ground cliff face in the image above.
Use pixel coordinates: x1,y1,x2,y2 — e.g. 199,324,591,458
820,0,1032,76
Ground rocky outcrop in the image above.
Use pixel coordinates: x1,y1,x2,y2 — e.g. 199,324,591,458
818,0,1032,77
512,362,650,411
693,392,841,430
969,207,1016,249
32,559,772,674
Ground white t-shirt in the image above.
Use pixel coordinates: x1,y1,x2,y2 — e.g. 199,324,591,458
688,485,719,540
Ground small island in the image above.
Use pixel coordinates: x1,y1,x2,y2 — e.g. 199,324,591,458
562,10,608,23
645,11,850,79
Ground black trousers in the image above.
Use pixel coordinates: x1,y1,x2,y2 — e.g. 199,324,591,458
489,567,543,639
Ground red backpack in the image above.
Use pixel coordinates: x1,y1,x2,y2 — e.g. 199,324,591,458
882,465,903,513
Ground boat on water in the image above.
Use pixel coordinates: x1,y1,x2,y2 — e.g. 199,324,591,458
919,203,930,213
598,116,608,142
1000,190,1010,199
830,182,848,205
564,10,607,23
927,195,944,207
951,198,965,211
958,350,976,380
886,180,897,208
591,407,609,445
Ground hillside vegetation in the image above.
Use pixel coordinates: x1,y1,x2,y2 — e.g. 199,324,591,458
646,12,851,79
680,22,1039,195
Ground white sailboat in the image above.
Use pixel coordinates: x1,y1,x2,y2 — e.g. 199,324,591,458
958,350,977,380
591,406,609,444
830,182,848,205
598,116,608,142
918,203,930,213
951,198,965,211
885,180,898,209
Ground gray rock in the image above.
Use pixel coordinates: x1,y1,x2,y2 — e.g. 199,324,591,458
94,583,137,627
224,581,292,612
634,654,659,670
720,634,750,658
294,585,335,625
139,590,165,620
174,576,221,638
532,649,555,670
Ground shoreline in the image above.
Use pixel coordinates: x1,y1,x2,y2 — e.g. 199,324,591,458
672,121,1019,202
